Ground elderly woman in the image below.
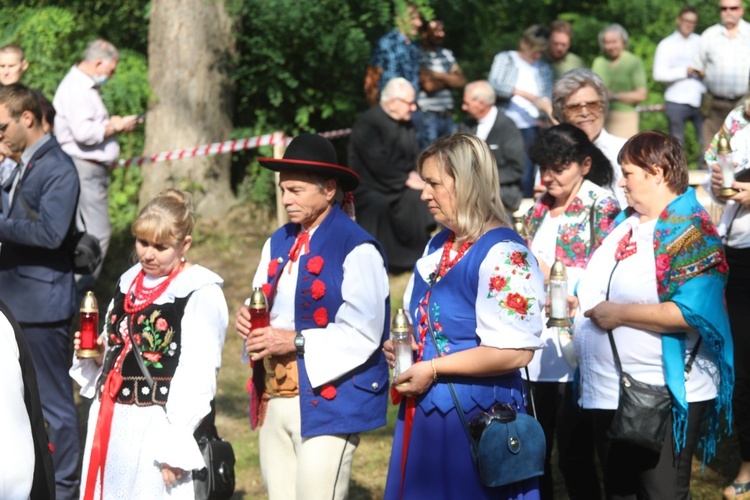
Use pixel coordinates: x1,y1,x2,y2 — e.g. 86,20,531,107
574,131,733,498
591,24,647,139
523,124,620,499
71,189,229,499
544,68,628,206
703,100,750,500
489,25,554,198
383,133,546,499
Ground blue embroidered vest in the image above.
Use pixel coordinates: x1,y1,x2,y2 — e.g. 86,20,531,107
410,228,530,415
98,289,191,407
267,205,390,437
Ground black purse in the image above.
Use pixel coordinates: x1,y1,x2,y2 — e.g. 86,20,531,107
603,259,701,454
192,402,236,500
128,327,235,498
426,313,545,487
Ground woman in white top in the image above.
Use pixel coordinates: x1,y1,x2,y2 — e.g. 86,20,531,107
522,123,620,499
71,190,229,499
574,131,733,499
703,101,750,500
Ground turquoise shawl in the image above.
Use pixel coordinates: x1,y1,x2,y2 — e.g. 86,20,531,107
614,188,733,462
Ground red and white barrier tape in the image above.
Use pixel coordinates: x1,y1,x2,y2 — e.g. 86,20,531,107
635,103,665,113
116,128,354,168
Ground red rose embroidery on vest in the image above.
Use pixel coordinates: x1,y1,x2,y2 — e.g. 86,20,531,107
307,256,324,275
311,279,326,300
268,259,279,277
313,307,328,326
320,383,337,400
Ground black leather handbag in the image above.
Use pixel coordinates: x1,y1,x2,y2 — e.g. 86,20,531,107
193,412,236,500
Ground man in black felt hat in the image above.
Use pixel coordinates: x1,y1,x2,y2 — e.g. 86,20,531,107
235,133,390,499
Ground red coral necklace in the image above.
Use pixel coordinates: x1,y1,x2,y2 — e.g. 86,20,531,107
435,232,473,281
124,262,185,314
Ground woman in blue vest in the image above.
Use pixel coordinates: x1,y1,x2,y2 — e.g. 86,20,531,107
383,133,546,499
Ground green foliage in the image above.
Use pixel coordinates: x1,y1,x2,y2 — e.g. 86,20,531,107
0,5,151,230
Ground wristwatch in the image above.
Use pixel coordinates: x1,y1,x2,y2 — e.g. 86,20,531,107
294,331,305,356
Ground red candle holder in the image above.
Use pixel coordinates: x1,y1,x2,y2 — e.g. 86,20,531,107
77,291,100,359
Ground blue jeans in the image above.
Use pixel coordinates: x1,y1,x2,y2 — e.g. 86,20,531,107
665,101,703,167
414,109,456,150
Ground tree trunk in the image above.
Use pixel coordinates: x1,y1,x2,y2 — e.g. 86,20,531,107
141,0,236,217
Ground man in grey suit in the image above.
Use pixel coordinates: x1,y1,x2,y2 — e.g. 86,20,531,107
0,83,80,500
461,80,525,212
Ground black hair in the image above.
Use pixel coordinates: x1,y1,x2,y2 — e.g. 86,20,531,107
529,123,614,188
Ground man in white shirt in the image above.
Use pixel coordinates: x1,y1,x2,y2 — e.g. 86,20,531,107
460,80,525,212
654,6,706,166
235,133,390,500
692,0,750,147
53,39,140,286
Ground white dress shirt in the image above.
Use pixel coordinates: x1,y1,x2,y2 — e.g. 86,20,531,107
653,30,706,107
475,105,499,142
693,19,750,99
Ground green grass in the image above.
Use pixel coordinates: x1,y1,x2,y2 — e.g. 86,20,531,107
81,210,741,499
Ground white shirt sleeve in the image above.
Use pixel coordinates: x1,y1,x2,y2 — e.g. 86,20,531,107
653,38,689,83
0,315,34,500
475,241,546,350
154,283,229,468
303,243,389,388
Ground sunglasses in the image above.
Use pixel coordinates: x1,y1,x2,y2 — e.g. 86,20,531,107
468,402,518,443
721,5,741,10
564,100,604,115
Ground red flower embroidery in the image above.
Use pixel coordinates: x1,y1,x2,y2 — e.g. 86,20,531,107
142,351,162,363
134,334,142,345
571,242,586,256
261,283,272,298
489,275,508,292
320,383,337,400
311,279,326,300
505,293,529,315
717,260,729,274
155,318,168,331
307,256,324,275
137,314,146,324
660,209,669,220
700,218,719,237
313,307,328,326
655,253,671,280
509,251,527,267
110,314,117,324
268,259,279,277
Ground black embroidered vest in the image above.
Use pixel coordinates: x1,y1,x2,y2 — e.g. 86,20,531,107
98,288,192,407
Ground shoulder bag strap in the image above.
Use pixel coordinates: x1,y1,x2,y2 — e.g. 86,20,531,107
605,259,703,377
425,313,479,458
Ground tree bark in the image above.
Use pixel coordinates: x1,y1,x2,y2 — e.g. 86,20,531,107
142,0,236,217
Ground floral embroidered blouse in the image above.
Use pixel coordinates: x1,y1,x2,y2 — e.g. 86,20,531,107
523,179,620,270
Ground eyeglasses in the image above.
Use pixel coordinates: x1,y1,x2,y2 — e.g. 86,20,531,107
468,402,518,443
563,100,603,115
720,5,741,11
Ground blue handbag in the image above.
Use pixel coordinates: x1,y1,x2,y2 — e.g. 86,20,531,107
427,316,545,487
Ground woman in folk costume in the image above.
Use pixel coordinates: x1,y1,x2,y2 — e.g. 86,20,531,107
383,133,546,499
522,123,620,499
71,189,229,499
573,131,733,498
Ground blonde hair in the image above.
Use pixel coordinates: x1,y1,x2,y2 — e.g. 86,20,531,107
131,189,195,245
418,133,510,242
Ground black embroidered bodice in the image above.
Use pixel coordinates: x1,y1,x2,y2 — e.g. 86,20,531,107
97,288,192,407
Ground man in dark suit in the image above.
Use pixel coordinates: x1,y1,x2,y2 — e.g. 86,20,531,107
461,80,525,213
0,83,80,500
